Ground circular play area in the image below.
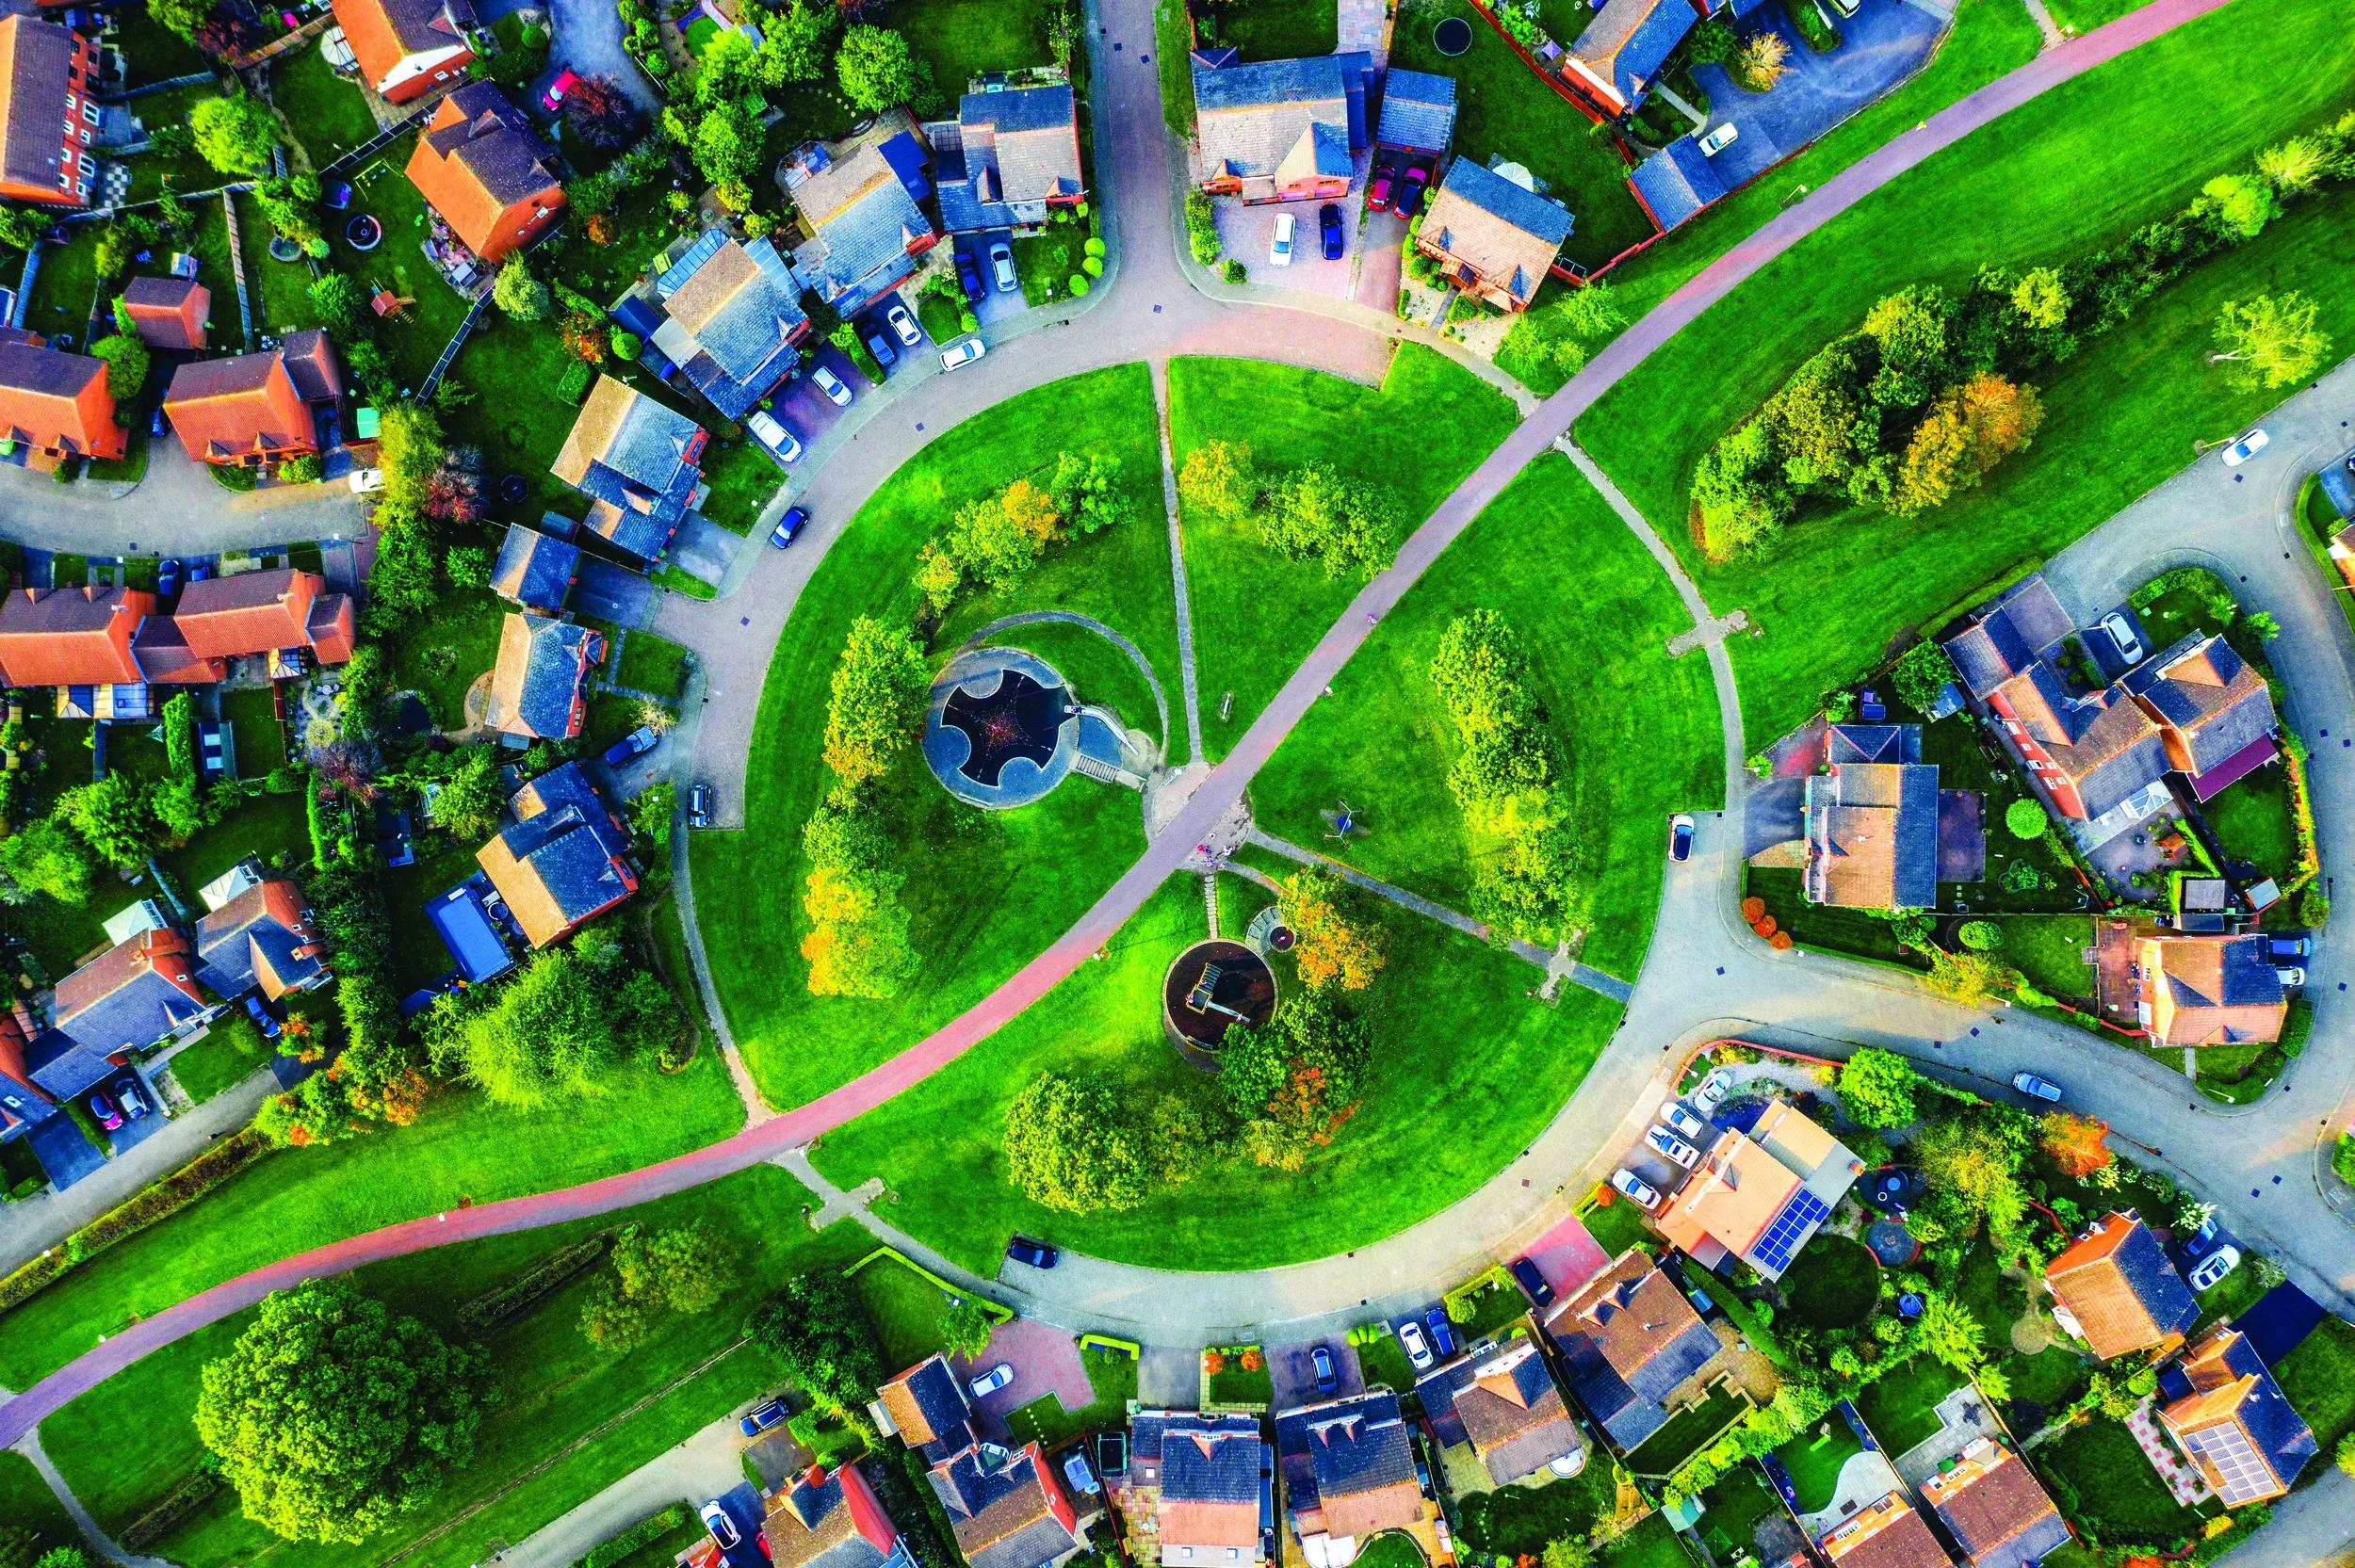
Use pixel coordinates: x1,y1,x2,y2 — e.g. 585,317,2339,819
1162,939,1278,1068
923,647,1082,809
1433,15,1474,55
345,213,382,251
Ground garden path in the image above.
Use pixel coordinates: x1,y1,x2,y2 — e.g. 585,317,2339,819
8,1428,176,1568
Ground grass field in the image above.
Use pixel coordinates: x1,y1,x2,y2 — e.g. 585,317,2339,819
2274,1311,2355,1452
1211,0,1338,61
2005,915,2096,1000
1578,0,2355,747
0,1448,88,1562
1253,451,1722,976
165,1016,273,1105
1775,1416,1860,1513
1168,347,1519,762
809,875,1624,1272
1853,1356,1964,1454
271,44,387,170
1696,1464,1786,1563
1599,1512,1693,1568
2033,1418,2204,1544
849,1253,961,1368
1625,1382,1751,1477
691,365,1168,1111
893,0,1065,98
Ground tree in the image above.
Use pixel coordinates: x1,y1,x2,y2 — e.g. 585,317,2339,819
1860,286,1954,411
1541,1540,1592,1568
194,1280,486,1544
1734,28,1788,91
2009,267,2070,330
365,524,439,631
1957,920,2003,952
376,401,447,512
190,92,282,175
1915,1294,1986,1371
2256,135,2329,194
1218,994,1371,1171
2038,1111,2113,1178
1915,1112,2031,1244
1692,421,1794,557
1177,439,1257,520
1003,1071,1151,1212
1259,463,1398,578
1924,946,2020,1009
251,173,322,246
941,1298,996,1359
0,816,98,905
1890,641,1956,713
57,774,152,868
836,24,919,112
2210,292,2330,389
89,331,149,402
2337,1430,2355,1480
1557,281,1626,341
426,935,675,1107
1048,449,1133,534
752,0,835,85
1837,1048,1921,1129
151,774,209,843
581,1222,738,1351
428,748,505,840
2004,798,2048,839
149,0,216,44
1891,373,2042,516
492,257,551,322
746,1271,884,1417
2197,172,2280,240
689,100,766,190
1281,869,1386,992
561,73,646,154
822,617,929,786
801,794,917,998
445,544,491,591
308,271,369,336
0,205,48,253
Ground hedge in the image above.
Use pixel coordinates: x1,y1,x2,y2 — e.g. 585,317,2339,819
0,1128,275,1314
574,1504,690,1568
844,1246,1013,1325
459,1231,612,1334
121,1467,223,1550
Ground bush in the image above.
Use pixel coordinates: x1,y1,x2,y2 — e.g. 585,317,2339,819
2005,798,2049,839
277,451,323,484
0,1131,275,1310
1957,920,2003,951
459,1233,611,1334
1222,258,1245,284
556,360,594,404
1184,190,1220,266
575,1506,691,1568
2334,1131,2355,1188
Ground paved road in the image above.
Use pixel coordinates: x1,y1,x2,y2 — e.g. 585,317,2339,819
0,442,364,556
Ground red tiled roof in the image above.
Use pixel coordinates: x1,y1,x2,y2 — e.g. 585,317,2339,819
0,584,152,685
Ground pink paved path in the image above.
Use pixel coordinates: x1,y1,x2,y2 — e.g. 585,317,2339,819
0,0,2231,1449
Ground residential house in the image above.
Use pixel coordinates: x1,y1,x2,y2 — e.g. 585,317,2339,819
1190,52,1372,203
650,232,810,421
0,1010,57,1146
1372,68,1456,158
874,1353,979,1463
763,1461,921,1568
0,338,126,465
1628,137,1728,234
491,522,581,611
474,760,641,948
331,0,479,105
1559,0,1701,120
1918,1437,2071,1568
1982,660,2169,828
1543,1250,1725,1454
172,569,356,671
1817,1490,1954,1568
161,331,344,467
1124,1411,1268,1566
405,81,566,265
192,876,329,1005
2135,932,2286,1047
0,13,102,207
483,611,602,741
1654,1100,1861,1281
13,1027,121,1110
2041,1210,2200,1361
1414,160,1572,313
1802,751,1940,910
1941,575,2074,702
2155,1326,2315,1505
551,375,706,564
1274,1390,1437,1567
927,1443,1088,1568
2118,633,2280,802
1415,1339,1587,1489
51,928,210,1056
784,121,939,314
116,276,211,352
935,80,1085,234
0,584,216,701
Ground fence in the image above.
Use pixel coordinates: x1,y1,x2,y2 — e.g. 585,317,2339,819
417,286,495,401
99,70,216,103
227,10,335,72
318,101,434,178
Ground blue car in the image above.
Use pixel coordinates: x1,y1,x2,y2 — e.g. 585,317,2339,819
244,993,282,1041
156,558,183,600
739,1398,788,1437
771,505,810,548
1423,1309,1458,1361
602,726,659,766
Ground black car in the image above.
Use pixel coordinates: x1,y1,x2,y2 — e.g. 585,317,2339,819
955,247,986,301
689,783,714,828
1310,1344,1337,1396
1318,202,1343,261
1509,1256,1553,1307
771,505,810,548
1006,1235,1060,1269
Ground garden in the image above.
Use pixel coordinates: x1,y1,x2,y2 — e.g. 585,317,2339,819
1451,1452,1625,1557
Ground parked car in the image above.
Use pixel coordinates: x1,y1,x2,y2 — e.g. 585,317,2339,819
1310,1344,1338,1396
1668,813,1695,863
1397,1318,1434,1370
349,467,385,493
1319,202,1343,261
955,247,985,301
771,505,810,548
150,404,169,438
2268,932,2313,961
2275,964,2307,988
746,410,803,462
1659,1101,1709,1143
604,725,659,766
1270,211,1295,267
689,783,714,828
1610,1168,1661,1208
2099,612,2145,666
884,301,921,347
810,364,853,406
2181,1217,2224,1262
188,560,211,583
2010,1072,2065,1103
1645,1126,1701,1169
1006,1235,1060,1269
739,1398,789,1437
2221,428,2269,466
244,993,282,1040
1397,166,1430,217
700,1501,743,1551
969,1363,1016,1398
989,240,1018,294
940,336,988,371
89,1090,122,1130
1693,1068,1732,1110
114,1076,148,1119
1369,169,1394,210
541,66,582,112
865,331,898,369
1509,1255,1554,1307
1697,122,1740,157
156,558,183,600
2188,1246,2242,1292
1423,1307,1458,1359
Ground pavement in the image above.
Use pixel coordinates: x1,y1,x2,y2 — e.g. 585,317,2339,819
0,441,365,556
486,1409,758,1568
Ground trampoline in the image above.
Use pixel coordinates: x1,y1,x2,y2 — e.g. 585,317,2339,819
345,213,382,251
498,474,530,505
1434,15,1473,55
945,671,1061,785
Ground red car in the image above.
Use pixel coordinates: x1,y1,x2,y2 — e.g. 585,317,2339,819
1368,170,1394,211
541,66,582,113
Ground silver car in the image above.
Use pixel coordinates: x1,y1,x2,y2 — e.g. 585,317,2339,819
810,364,853,405
884,301,921,347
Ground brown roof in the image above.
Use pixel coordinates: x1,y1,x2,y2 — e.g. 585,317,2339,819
0,15,80,199
161,341,329,461
118,275,211,351
1317,1479,1421,1540
330,0,475,94
2043,1212,2184,1360
1547,1249,1709,1382
1920,1440,2065,1566
173,569,334,659
1819,1492,1952,1568
406,82,563,258
1157,1497,1259,1550
1655,1127,1804,1269
2136,932,2286,1048
0,339,118,456
0,584,153,685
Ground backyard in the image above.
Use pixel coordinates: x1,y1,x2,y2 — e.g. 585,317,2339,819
1777,1234,1881,1329
1773,1413,1861,1513
1624,1382,1752,1478
1694,1464,1785,1563
1452,1452,1622,1556
1202,0,1336,61
1851,1355,1963,1454
2032,1418,2206,1547
270,42,384,169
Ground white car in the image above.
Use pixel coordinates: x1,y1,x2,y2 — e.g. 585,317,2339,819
2098,612,2145,666
1398,1318,1434,1370
2276,964,2307,988
1645,1126,1701,1169
746,410,803,462
2011,1072,2065,1103
1658,1101,1709,1143
2221,428,2269,466
700,1501,742,1550
1270,211,1295,267
968,1362,1015,1398
1609,1168,1661,1208
810,364,853,406
348,467,384,493
884,301,921,347
1694,1068,1732,1110
940,336,988,371
1697,122,1740,157
2187,1246,2242,1292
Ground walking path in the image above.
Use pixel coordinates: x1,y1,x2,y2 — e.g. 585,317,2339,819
9,1431,174,1568
959,609,1173,761
1150,358,1209,764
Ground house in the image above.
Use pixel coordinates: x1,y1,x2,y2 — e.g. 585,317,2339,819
1560,0,1701,120
2041,1211,2200,1361
874,1353,978,1464
650,232,810,421
1628,137,1728,234
2155,1326,2315,1505
1941,576,2074,701
116,276,211,352
1983,661,2170,827
551,376,706,564
1124,1411,1269,1566
1190,52,1372,203
331,0,479,105
160,331,344,467
935,80,1085,234
1918,1437,2071,1568
2135,932,2286,1047
1414,160,1572,313
784,121,939,314
1654,1101,1860,1281
483,611,602,741
405,81,566,264
1373,68,1456,157
0,584,203,692
1415,1338,1587,1488
1274,1390,1433,1567
192,876,329,1004
1817,1490,1954,1568
474,760,640,947
2118,634,2279,802
172,569,356,669
1543,1250,1725,1453
0,14,101,207
51,928,210,1056
763,1461,920,1568
491,522,581,611
0,338,127,464
927,1443,1088,1568
0,1011,58,1144
1802,756,1940,910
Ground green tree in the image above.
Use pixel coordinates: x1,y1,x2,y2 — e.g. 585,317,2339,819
1915,1294,1986,1370
752,0,835,84
308,271,369,336
2009,267,2069,330
1259,462,1398,578
147,0,215,44
1957,920,2003,951
581,1222,738,1351
1048,449,1133,534
1003,1071,1152,1213
89,332,149,402
1541,1540,1592,1568
1889,641,1956,713
1860,285,1954,411
1177,439,1257,520
1429,609,1552,816
835,24,919,112
1557,281,1627,341
801,793,916,999
489,256,550,321
1923,947,2022,1010
151,774,209,843
689,100,766,189
2337,1430,2355,1479
444,544,492,591
0,815,98,905
0,205,48,252
1218,993,1371,1171
251,173,322,245
1915,1112,2031,1245
2210,292,2330,390
2256,136,2329,194
941,1298,996,1359
194,1280,486,1544
428,748,505,840
365,523,439,631
425,934,674,1107
746,1271,884,1417
1837,1047,1921,1129
821,617,929,787
1692,420,1794,557
2005,798,2048,839
57,774,152,868
2197,172,2280,240
190,92,282,175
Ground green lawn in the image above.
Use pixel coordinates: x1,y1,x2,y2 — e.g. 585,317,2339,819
1580,1196,1657,1260
122,84,227,202
1625,1382,1751,1478
615,630,692,699
1169,347,1519,762
223,685,288,774
1853,1356,1963,1455
691,365,1169,1111
2005,915,2096,1000
1774,1417,1861,1513
0,1448,89,1562
1747,867,1924,968
0,1054,744,1388
1695,1465,1786,1563
2202,765,2300,880
1004,1342,1139,1446
24,231,100,341
697,439,787,533
160,790,312,895
1253,450,1721,975
1210,0,1338,61
849,1253,962,1369
39,1165,864,1568
1353,1535,1431,1568
1599,1512,1692,1568
387,588,506,730
2273,1312,2355,1453
270,43,382,169
1454,1458,1621,1556
164,1016,273,1106
1778,1234,1881,1328
1206,1354,1274,1407
892,0,1064,97
809,875,1625,1272
2032,1418,2204,1545
1577,0,2355,747
2043,0,2149,30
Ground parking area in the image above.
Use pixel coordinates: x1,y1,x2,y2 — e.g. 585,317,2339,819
1268,1337,1362,1407
1686,0,1946,189
94,1066,171,1156
667,516,740,589
1212,166,1370,298
853,289,933,376
950,232,1031,329
572,557,658,628
1519,1211,1611,1298
950,1315,1096,1431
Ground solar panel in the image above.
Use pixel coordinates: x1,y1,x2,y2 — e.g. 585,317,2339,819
1751,1191,1831,1274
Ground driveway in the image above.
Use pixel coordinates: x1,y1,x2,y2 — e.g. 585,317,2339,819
1213,185,1362,299
1268,1337,1360,1407
669,516,742,589
1518,1211,1610,1297
950,1316,1095,1431
1686,0,1948,189
574,558,658,628
541,0,661,114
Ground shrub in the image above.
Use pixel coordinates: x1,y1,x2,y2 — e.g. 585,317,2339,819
2334,1131,2355,1188
1184,190,1220,266
277,451,323,485
1957,920,2003,951
2004,798,2049,839
576,1506,691,1568
1222,259,1245,284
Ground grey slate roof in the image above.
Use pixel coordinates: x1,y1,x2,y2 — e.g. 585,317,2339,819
2163,933,2285,1013
488,761,635,931
1129,1410,1260,1467
885,1354,978,1462
1374,68,1455,154
1273,1390,1414,1519
1629,137,1728,231
1547,1262,1725,1453
491,522,578,611
1571,0,1701,110
421,80,561,205
1941,574,2073,699
1826,724,1922,766
1158,1418,1265,1503
960,84,1083,203
1192,52,1372,182
511,616,598,738
553,376,704,561
2201,1334,2315,1496
655,233,807,421
192,880,324,1001
2108,1219,2202,1346
787,135,933,310
2120,633,2278,775
24,1029,118,1100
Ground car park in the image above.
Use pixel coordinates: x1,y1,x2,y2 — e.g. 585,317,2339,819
2181,1218,2224,1262
1310,1343,1337,1395
955,247,985,301
1659,1101,1708,1143
1645,1126,1701,1169
2188,1246,2242,1292
244,993,282,1040
89,1091,122,1130
739,1398,789,1437
1509,1256,1553,1307
1610,1168,1661,1208
1270,211,1295,267
865,331,897,369
1423,1308,1458,1359
1398,1318,1434,1369
884,301,921,347
2099,612,2145,665
990,240,1018,294
1693,1068,1732,1110
969,1362,1016,1398
941,336,987,371
1006,1235,1060,1269
1697,122,1739,157
746,410,803,462
114,1076,148,1119
689,784,714,828
810,364,853,406
1318,202,1343,261
604,726,659,766
541,67,581,112
2221,428,2268,466
2010,1072,2065,1103
700,1501,742,1551
771,505,810,548
1668,813,1694,862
